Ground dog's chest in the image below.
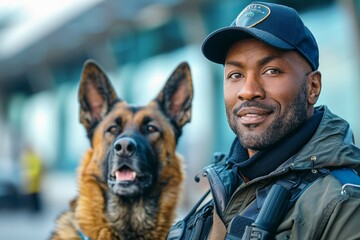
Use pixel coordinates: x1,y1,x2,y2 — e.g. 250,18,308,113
108,197,159,239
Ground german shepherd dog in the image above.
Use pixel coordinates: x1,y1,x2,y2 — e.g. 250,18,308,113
50,60,193,240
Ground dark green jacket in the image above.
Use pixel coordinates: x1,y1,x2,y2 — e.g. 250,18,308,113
206,106,360,239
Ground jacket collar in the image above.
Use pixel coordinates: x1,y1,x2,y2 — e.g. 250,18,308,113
290,105,360,170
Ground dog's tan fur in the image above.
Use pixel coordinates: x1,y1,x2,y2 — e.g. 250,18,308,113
50,60,193,240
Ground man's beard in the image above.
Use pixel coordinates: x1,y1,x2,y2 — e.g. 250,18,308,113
227,83,308,151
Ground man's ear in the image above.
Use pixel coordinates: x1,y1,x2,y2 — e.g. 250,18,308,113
78,60,119,141
155,62,193,131
307,70,322,106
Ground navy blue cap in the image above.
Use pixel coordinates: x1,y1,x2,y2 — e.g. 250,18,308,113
202,1,319,70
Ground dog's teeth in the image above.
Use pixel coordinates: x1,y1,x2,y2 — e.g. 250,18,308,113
132,171,136,179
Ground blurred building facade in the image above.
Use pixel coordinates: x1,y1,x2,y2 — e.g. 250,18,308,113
0,0,360,222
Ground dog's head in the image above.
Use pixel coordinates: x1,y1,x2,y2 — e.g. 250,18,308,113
78,60,192,199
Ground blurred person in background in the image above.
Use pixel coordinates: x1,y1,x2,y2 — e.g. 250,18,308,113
21,143,43,213
167,1,360,239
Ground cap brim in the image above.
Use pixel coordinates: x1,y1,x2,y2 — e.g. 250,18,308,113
201,27,295,64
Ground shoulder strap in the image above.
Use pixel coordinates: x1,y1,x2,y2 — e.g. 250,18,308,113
331,168,360,195
331,168,360,185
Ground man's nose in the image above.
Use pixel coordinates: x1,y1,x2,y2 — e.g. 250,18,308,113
236,75,265,101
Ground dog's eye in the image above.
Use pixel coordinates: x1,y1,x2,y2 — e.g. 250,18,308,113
146,124,158,133
107,125,119,135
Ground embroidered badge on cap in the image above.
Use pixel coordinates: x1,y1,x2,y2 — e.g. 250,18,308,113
235,3,270,28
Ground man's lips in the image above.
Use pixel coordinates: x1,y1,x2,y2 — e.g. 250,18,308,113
236,107,273,125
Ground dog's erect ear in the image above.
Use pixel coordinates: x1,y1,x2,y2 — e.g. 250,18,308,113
155,62,193,131
78,60,119,140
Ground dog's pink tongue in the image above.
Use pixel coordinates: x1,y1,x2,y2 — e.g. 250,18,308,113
116,170,136,181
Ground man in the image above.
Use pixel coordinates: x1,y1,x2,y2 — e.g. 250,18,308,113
167,1,360,240
21,143,43,213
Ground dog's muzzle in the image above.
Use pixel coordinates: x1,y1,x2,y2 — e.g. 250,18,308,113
107,135,157,198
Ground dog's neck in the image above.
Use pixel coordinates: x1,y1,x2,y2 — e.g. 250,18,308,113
105,190,162,239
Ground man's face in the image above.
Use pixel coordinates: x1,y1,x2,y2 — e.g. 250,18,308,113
224,38,315,156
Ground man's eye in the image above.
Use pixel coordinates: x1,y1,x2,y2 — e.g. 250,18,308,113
264,68,280,75
228,72,243,79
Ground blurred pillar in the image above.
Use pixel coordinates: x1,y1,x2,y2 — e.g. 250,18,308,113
340,0,360,53
339,0,360,143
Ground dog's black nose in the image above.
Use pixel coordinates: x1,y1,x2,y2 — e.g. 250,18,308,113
114,137,137,157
